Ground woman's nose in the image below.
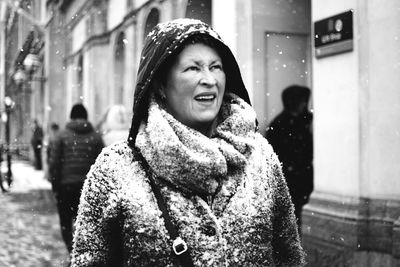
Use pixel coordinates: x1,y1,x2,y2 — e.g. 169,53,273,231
200,69,217,86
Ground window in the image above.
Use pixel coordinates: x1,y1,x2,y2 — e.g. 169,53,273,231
77,55,84,101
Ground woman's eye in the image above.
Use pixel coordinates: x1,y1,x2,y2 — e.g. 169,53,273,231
211,64,223,71
186,66,199,71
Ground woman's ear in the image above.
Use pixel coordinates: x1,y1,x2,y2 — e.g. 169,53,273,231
159,85,167,101
152,79,167,103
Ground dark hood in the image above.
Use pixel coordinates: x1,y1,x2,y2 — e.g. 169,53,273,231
282,85,311,111
66,120,94,134
128,18,251,146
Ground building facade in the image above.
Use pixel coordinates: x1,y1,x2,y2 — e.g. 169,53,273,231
45,0,312,132
2,0,400,265
0,0,47,158
303,1,400,266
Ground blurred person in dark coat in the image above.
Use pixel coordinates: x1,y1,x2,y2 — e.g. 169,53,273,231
0,144,4,192
31,119,44,170
266,85,313,233
49,103,104,254
46,122,60,162
46,122,59,189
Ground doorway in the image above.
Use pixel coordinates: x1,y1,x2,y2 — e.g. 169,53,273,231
264,32,312,125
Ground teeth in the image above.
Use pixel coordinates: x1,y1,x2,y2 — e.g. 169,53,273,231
196,95,215,100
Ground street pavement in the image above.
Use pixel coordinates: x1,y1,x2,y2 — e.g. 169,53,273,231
0,161,70,267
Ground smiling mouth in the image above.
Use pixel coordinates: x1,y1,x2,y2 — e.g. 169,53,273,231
194,94,216,102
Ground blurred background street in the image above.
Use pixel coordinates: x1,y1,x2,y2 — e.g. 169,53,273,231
0,161,69,267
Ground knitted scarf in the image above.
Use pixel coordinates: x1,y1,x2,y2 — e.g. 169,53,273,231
135,93,258,200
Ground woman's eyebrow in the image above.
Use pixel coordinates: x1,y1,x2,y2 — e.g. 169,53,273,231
210,59,222,64
180,59,202,66
184,59,221,65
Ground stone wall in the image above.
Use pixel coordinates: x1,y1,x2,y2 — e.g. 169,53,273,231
303,193,400,266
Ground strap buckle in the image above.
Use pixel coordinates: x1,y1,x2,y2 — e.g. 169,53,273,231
172,237,188,255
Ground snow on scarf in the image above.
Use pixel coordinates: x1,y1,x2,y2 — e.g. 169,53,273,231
135,93,258,203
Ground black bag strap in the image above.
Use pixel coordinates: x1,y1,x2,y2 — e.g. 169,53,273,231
136,152,195,267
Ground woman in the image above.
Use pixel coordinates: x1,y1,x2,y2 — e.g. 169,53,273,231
71,18,305,266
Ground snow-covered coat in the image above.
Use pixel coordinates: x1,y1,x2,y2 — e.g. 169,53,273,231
71,18,305,266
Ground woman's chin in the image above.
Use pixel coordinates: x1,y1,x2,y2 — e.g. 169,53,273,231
194,113,218,125
183,115,217,134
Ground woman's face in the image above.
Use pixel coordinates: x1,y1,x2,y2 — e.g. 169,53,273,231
163,43,226,133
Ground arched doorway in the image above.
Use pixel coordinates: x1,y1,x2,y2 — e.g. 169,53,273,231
264,32,312,124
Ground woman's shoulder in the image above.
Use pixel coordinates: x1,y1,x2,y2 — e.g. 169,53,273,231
87,142,152,199
248,132,284,184
100,140,131,156
87,142,149,189
93,141,148,174
92,141,137,172
252,132,279,161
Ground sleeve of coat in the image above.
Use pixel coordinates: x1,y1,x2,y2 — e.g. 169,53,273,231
70,149,123,266
270,154,306,266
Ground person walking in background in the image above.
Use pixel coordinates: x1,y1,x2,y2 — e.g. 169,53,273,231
49,103,104,255
71,19,305,266
266,85,313,234
31,119,44,170
97,104,130,146
0,144,5,192
46,122,59,191
46,122,60,162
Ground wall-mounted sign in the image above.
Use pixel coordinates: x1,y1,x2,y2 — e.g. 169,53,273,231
314,10,353,58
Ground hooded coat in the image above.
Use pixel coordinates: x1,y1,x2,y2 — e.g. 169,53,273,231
71,19,305,267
